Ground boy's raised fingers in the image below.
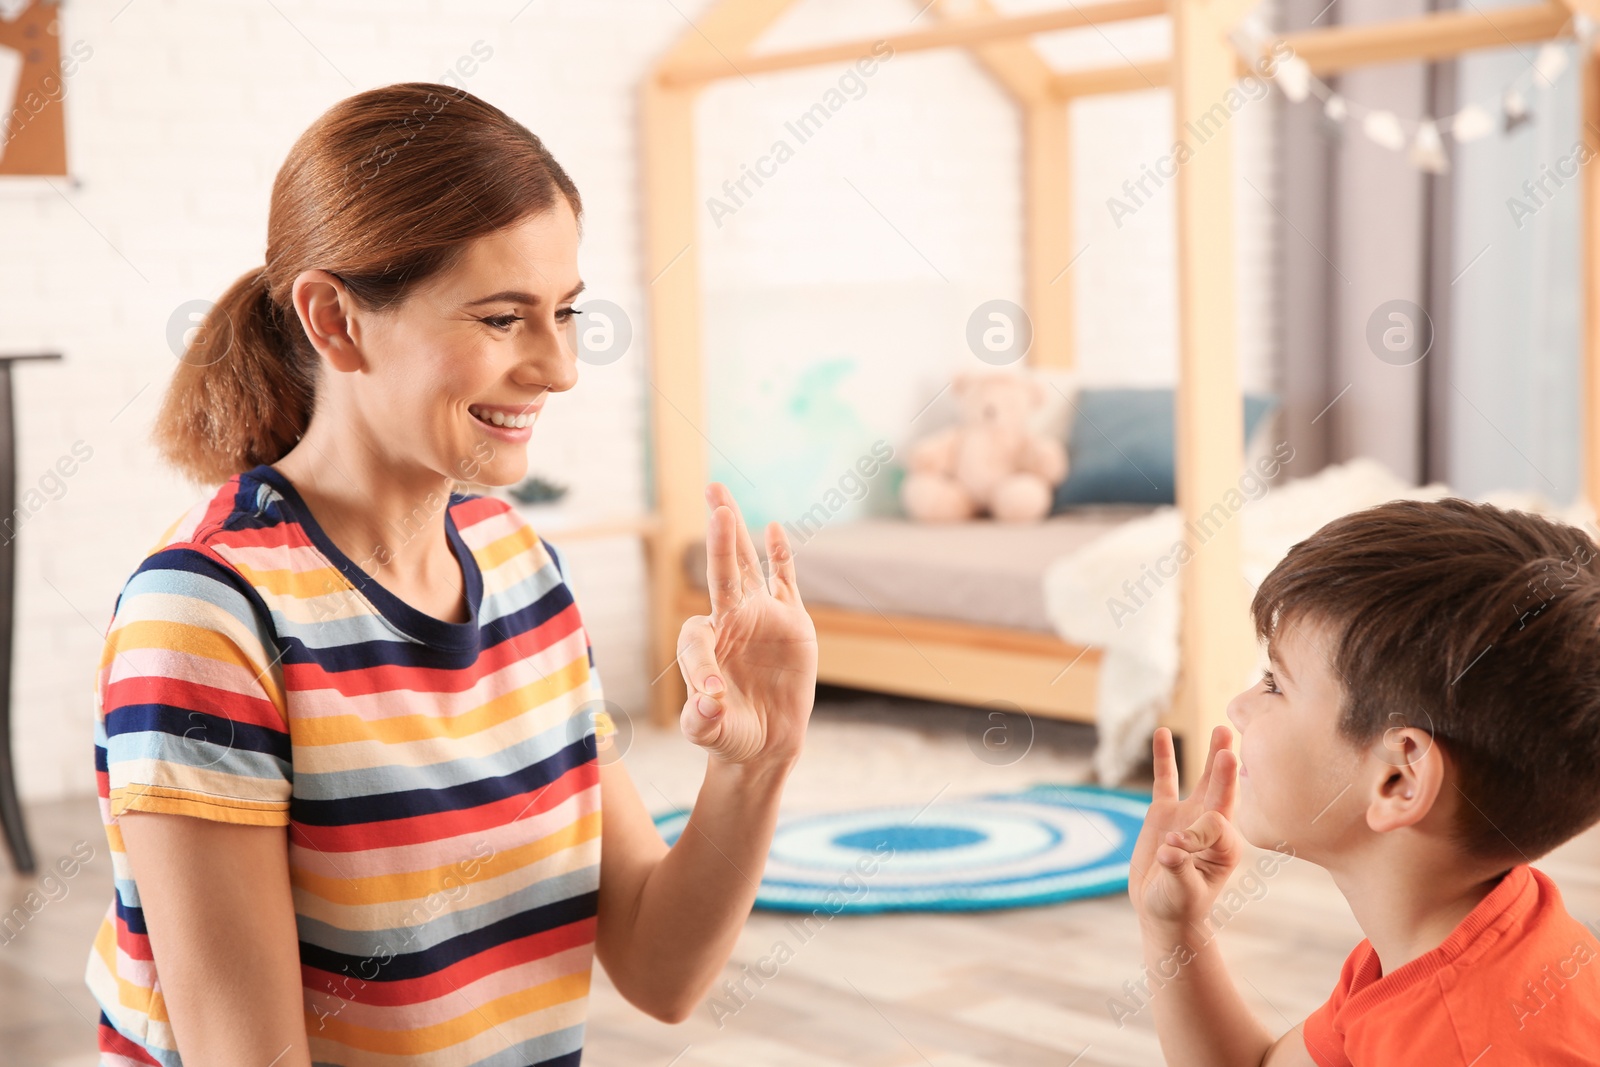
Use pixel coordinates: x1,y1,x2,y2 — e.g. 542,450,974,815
1203,748,1239,818
1192,725,1233,799
1151,727,1180,802
1165,808,1234,856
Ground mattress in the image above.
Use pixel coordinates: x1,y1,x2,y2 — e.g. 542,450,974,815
683,508,1152,633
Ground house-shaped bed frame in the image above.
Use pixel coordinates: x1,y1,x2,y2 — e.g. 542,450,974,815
638,0,1600,782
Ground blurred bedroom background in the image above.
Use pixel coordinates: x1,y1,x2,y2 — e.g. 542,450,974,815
2,1,1596,1064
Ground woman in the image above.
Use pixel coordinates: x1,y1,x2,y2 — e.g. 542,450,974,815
87,82,818,1067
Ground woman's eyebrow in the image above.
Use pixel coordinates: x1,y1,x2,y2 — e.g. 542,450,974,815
464,281,586,307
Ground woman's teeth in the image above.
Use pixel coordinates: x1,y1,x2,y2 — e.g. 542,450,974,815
469,406,535,429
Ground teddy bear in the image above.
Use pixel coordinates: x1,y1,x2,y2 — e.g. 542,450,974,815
900,370,1069,522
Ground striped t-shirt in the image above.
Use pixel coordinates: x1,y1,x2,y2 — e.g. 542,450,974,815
86,463,613,1067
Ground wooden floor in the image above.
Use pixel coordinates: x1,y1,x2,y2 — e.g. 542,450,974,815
6,699,1600,1066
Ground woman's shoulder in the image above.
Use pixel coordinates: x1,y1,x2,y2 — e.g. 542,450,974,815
447,489,567,574
118,470,279,618
143,466,284,560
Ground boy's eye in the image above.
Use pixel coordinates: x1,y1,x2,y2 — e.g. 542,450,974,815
1261,670,1281,695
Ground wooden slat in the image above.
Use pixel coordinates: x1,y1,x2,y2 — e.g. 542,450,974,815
1266,3,1572,76
934,0,1061,104
930,0,1077,370
1169,0,1257,786
641,78,703,728
675,591,1101,721
1025,100,1076,369
642,0,803,728
806,603,1086,657
531,514,660,544
1050,60,1171,98
1051,6,1572,97
1583,48,1600,516
655,0,801,77
657,0,1170,87
815,625,1100,723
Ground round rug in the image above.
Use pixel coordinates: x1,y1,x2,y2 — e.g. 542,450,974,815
652,784,1150,913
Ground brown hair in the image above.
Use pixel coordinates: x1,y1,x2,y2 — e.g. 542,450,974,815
1252,498,1600,861
153,82,582,484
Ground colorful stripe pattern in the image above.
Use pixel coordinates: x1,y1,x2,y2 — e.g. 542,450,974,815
86,464,609,1066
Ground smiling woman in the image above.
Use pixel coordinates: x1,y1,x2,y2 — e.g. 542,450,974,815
94,82,818,1067
152,81,582,485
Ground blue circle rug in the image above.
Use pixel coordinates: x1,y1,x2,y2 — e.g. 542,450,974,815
652,784,1151,913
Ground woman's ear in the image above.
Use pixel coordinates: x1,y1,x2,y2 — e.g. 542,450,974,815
292,268,364,373
1364,725,1445,833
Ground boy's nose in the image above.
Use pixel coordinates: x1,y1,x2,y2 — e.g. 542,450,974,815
1225,691,1249,732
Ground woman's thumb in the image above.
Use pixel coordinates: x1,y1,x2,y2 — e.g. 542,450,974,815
679,686,726,749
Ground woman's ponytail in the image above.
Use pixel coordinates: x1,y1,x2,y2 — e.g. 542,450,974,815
151,267,315,485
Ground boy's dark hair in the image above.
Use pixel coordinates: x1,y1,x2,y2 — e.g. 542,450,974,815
1251,497,1600,862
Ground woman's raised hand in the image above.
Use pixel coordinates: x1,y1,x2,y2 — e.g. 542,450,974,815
675,484,819,769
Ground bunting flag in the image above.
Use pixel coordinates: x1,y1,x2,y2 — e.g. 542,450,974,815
1230,13,1593,173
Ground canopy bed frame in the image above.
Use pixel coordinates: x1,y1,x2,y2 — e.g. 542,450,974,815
637,0,1600,783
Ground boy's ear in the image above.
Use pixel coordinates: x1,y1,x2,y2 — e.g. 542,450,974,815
1364,725,1445,834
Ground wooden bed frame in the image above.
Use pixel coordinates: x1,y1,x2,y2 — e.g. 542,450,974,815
638,0,1600,783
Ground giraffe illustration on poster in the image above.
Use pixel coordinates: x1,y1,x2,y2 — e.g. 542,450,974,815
0,0,72,176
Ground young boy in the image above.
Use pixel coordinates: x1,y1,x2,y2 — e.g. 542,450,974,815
1130,498,1600,1066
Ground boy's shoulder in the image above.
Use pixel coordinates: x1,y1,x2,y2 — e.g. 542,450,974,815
1305,865,1600,1067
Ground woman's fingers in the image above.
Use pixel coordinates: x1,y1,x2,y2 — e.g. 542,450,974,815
705,505,742,618
679,686,725,750
676,616,726,696
764,521,801,603
706,484,764,598
676,619,729,753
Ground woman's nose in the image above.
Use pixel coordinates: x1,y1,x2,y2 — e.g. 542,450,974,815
525,332,579,394
543,351,579,393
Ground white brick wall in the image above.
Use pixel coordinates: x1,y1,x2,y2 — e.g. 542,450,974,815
1,0,1276,802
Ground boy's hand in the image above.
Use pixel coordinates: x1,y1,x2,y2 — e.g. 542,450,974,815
1129,725,1246,933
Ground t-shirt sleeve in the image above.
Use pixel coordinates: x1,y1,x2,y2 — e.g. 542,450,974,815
543,537,617,745
97,544,292,826
1302,942,1363,1067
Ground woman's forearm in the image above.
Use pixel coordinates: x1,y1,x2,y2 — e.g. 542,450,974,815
608,757,793,1021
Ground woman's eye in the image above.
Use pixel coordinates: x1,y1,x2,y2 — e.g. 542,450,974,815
556,306,582,323
482,313,522,331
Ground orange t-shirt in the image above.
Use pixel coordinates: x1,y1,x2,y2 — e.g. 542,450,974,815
1303,864,1600,1066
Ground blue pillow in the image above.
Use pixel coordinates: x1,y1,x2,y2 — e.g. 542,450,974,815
1051,388,1278,509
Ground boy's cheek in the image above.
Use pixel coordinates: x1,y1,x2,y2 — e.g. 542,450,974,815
1232,754,1287,850
1232,784,1266,844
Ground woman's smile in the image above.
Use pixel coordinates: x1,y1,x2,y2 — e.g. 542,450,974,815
467,400,544,439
